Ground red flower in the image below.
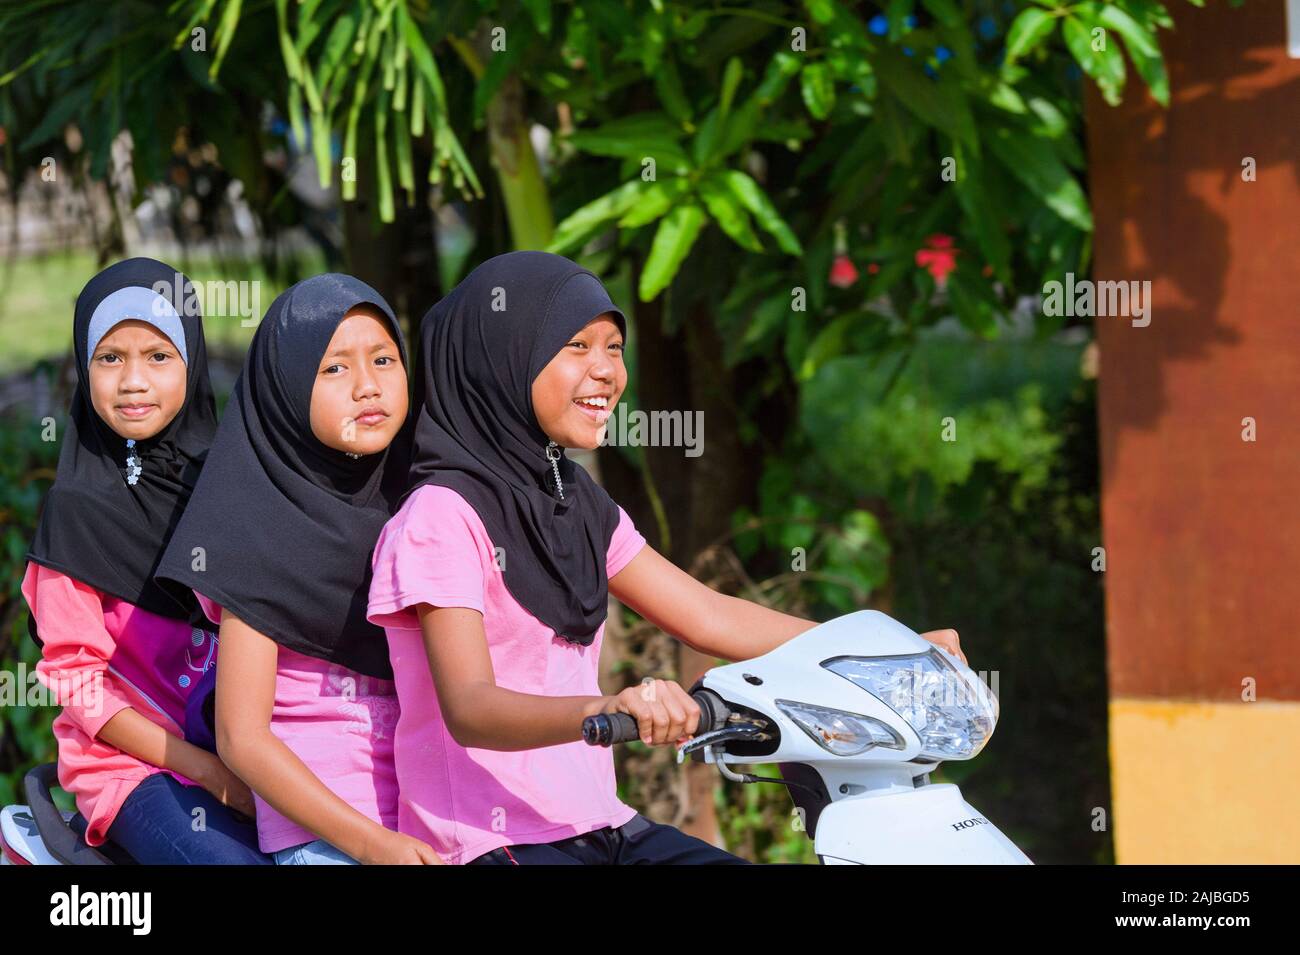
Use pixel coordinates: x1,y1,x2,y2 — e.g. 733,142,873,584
915,233,958,287
829,254,859,288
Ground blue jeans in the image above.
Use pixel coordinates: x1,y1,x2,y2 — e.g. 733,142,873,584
273,838,359,865
467,813,750,865
103,772,270,865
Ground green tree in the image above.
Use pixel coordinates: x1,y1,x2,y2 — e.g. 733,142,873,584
0,0,1229,856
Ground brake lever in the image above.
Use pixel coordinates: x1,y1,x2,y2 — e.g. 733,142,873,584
675,722,770,763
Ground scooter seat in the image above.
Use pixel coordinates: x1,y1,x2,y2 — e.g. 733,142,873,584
21,763,132,865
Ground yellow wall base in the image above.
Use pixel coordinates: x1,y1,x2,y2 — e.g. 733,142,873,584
1110,698,1300,864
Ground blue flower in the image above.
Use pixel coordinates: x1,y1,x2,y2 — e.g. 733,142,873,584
903,46,914,57
977,15,999,40
935,45,952,63
869,14,888,35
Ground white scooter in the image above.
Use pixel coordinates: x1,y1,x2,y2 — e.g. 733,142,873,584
3,609,1029,865
583,610,1032,864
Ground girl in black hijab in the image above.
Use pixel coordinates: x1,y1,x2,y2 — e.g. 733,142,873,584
370,251,965,864
156,274,441,865
369,251,828,864
22,257,268,864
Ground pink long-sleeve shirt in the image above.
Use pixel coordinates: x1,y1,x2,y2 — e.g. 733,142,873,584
21,561,216,847
366,483,646,864
192,592,399,854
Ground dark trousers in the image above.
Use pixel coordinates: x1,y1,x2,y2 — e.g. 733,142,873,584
73,772,270,865
467,813,751,865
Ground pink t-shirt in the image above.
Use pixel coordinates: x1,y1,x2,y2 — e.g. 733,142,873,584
367,483,647,865
194,592,399,854
22,561,215,846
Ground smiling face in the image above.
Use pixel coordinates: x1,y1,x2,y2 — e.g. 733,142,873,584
309,305,408,456
88,319,188,441
530,313,626,450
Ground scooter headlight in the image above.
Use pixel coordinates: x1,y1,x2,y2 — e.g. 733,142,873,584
775,700,906,756
823,650,997,759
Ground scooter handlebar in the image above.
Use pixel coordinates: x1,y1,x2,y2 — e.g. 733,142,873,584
581,689,728,747
581,711,641,746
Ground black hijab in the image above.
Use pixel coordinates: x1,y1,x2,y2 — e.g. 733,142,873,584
28,257,217,629
405,251,627,646
156,275,410,679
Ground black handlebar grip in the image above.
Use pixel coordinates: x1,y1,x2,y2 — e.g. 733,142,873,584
581,689,729,747
582,711,641,746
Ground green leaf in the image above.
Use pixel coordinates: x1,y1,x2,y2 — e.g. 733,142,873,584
394,103,415,197
1119,0,1175,30
874,93,913,164
802,313,861,379
887,0,915,41
1005,8,1058,62
712,98,763,163
341,35,379,201
274,0,303,84
987,81,1029,114
375,91,394,222
315,12,359,93
699,174,764,252
754,51,803,104
947,265,1000,339
640,9,667,73
952,150,1012,284
986,125,1093,231
717,170,802,255
521,0,552,35
548,179,649,253
209,0,244,81
310,108,332,189
566,112,692,172
17,84,91,150
1090,1,1170,106
920,0,963,29
719,56,744,118
1062,15,1126,107
872,45,978,152
800,62,835,120
737,294,789,361
172,0,221,52
655,56,692,122
410,73,425,137
402,11,449,112
293,0,327,57
639,203,708,300
618,177,690,228
805,0,840,25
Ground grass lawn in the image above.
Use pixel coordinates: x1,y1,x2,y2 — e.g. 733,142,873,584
0,248,328,373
